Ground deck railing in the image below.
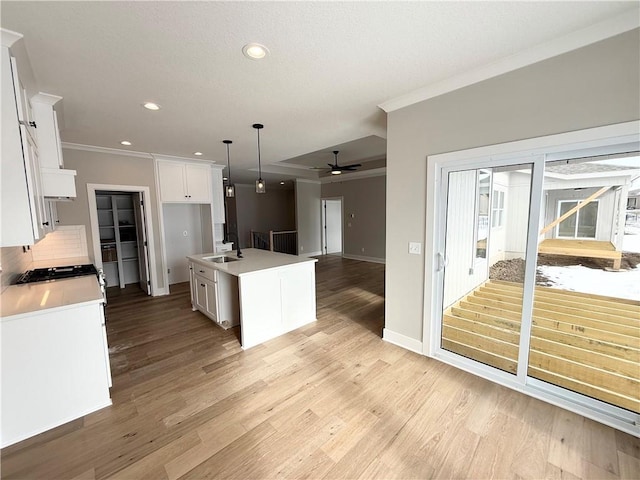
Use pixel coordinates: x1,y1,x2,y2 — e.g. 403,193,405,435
251,230,298,255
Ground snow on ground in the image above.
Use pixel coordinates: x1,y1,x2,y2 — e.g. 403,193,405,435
538,264,640,301
623,226,640,253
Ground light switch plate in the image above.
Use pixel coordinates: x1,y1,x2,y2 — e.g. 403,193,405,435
409,242,421,255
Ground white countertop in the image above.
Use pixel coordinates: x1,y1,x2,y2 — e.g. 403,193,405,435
1,275,103,320
187,248,317,277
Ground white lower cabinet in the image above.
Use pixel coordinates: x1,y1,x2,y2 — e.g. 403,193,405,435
1,301,111,447
188,261,238,328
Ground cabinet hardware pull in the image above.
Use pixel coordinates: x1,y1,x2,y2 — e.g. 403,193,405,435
29,121,36,128
42,221,49,226
199,270,204,273
200,283,205,287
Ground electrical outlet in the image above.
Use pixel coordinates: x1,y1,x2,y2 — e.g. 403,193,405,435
183,230,188,237
409,242,422,255
361,247,365,253
300,245,304,252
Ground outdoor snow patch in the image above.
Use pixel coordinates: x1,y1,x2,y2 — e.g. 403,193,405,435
537,264,640,301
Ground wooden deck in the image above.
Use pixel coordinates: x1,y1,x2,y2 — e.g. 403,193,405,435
538,239,622,269
443,280,640,413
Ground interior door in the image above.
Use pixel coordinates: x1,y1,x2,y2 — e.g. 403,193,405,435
133,192,151,295
322,199,342,255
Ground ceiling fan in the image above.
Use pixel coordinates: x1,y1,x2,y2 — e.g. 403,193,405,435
325,150,361,175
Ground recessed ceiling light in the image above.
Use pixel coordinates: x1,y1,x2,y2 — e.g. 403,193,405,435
143,102,161,111
223,177,228,181
120,140,132,146
194,152,203,156
242,43,269,60
280,181,285,185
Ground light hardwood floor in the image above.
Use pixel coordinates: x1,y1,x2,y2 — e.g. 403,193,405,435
1,256,639,479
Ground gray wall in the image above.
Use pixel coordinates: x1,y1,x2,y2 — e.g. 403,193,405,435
234,184,295,248
295,180,322,255
385,29,640,341
57,148,166,291
321,174,386,260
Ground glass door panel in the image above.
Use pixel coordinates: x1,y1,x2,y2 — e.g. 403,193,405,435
530,156,640,414
441,164,533,375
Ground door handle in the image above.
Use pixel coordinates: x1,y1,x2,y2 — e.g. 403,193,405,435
436,252,448,272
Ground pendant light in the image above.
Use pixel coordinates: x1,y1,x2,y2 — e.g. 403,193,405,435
223,140,235,197
253,123,266,194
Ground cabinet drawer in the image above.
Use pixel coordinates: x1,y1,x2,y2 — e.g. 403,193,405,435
193,264,216,282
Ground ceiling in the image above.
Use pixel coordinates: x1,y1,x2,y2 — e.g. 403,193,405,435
1,1,636,185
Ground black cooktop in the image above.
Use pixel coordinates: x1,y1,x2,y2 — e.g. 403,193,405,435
16,264,98,284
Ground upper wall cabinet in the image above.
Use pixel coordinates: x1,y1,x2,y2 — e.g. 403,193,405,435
1,34,48,246
157,160,212,203
31,93,77,198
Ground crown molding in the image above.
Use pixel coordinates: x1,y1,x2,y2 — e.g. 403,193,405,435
62,142,218,163
295,178,322,185
151,153,216,164
62,142,154,159
379,8,640,113
1,28,23,48
320,167,386,184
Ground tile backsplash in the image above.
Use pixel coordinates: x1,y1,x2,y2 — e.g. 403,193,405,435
0,246,32,291
30,226,88,261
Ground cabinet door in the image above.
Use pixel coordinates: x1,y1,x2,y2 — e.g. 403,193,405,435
205,280,218,323
211,168,225,223
185,164,211,203
158,162,187,202
195,277,208,312
21,125,47,240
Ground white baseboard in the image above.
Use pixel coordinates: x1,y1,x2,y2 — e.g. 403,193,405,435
153,287,170,296
342,254,385,264
383,328,423,354
300,251,323,257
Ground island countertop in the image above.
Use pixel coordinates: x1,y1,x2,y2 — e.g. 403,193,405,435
187,248,317,277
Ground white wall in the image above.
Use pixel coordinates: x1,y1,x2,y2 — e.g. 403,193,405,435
385,29,640,342
162,204,205,285
321,174,386,261
295,180,322,256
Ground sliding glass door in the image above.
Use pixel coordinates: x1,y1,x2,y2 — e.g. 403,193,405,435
439,164,534,376
432,147,639,434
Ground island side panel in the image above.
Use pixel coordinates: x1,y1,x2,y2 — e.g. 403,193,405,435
238,261,317,350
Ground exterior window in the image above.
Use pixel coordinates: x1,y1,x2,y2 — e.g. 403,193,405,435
491,190,505,228
557,200,598,239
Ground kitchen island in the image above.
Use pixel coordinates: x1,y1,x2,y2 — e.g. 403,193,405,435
187,248,317,349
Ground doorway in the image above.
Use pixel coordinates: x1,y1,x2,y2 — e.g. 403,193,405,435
88,184,156,297
322,198,343,256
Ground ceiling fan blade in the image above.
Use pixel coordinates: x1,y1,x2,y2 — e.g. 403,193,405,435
342,163,361,170
328,163,336,168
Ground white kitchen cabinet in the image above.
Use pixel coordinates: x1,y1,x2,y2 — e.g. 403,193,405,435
1,42,49,246
31,93,77,198
211,166,225,223
157,161,212,203
190,262,221,324
0,284,111,447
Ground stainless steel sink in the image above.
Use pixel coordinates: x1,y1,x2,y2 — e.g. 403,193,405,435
203,256,240,263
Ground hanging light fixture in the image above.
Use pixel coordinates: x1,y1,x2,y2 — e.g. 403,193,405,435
253,123,266,194
223,140,235,197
